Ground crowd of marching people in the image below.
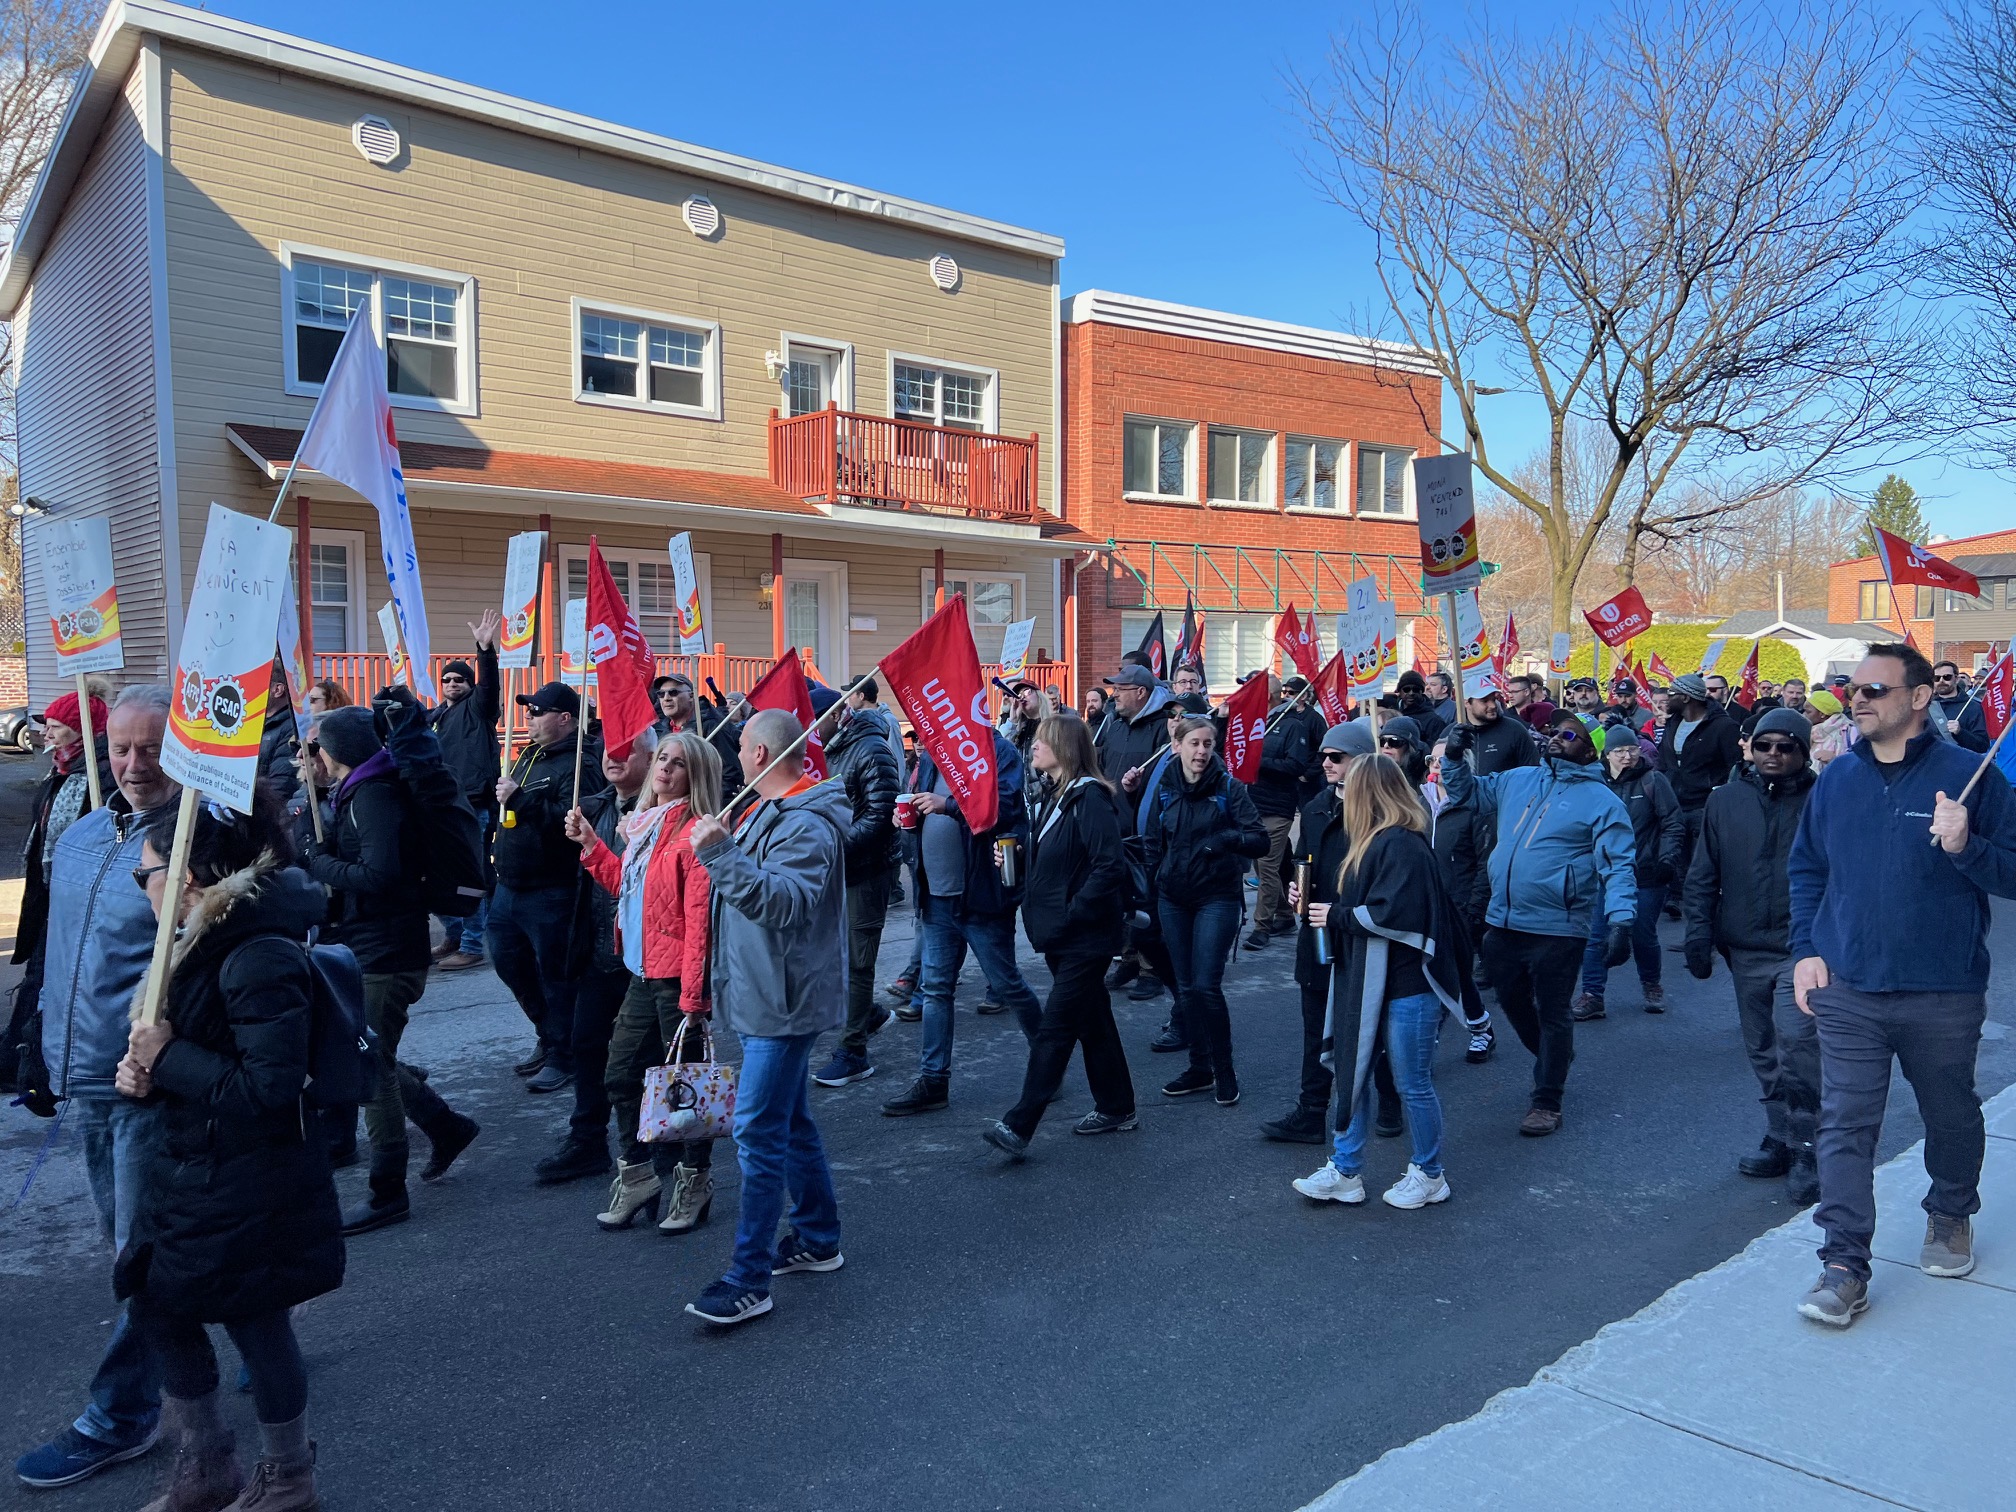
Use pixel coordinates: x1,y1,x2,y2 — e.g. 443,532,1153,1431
3,619,2012,1503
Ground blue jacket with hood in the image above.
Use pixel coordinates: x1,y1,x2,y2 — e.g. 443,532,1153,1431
1788,725,2016,993
1440,752,1637,938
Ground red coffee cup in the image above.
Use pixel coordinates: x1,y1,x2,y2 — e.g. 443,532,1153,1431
894,794,919,830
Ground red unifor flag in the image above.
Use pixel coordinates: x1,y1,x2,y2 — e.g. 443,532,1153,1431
1274,603,1321,680
1648,651,1678,686
1978,651,2013,739
1736,643,1761,707
1871,526,1981,600
879,598,998,834
1221,672,1273,784
1585,585,1653,648
584,537,659,761
746,648,826,781
1499,611,1522,668
1311,651,1352,726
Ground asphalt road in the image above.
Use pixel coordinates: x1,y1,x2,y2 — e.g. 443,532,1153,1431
3,747,2011,1511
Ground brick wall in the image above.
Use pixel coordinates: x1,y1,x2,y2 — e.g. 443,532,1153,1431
1826,525,2016,657
0,655,25,707
1062,318,1440,677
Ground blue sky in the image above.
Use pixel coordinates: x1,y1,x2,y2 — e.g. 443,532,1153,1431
223,0,2008,539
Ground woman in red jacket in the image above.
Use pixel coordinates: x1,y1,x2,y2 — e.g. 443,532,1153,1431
566,729,721,1234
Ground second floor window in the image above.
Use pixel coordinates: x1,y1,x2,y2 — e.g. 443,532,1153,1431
1859,580,1937,620
893,359,993,431
1124,417,1194,499
575,304,718,417
1208,428,1273,506
1356,443,1414,516
286,249,474,411
1284,438,1344,510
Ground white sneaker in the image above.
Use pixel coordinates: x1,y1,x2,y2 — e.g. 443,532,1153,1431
1382,1164,1451,1209
1292,1164,1366,1203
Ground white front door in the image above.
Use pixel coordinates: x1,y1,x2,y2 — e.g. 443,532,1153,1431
780,559,848,680
784,341,846,416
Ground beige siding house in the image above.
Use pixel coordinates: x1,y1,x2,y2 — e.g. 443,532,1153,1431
6,0,1086,710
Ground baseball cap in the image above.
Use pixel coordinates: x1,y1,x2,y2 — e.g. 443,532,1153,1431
516,681,580,716
1104,665,1156,690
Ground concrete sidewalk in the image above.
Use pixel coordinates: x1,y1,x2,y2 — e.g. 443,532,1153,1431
1304,1085,2016,1512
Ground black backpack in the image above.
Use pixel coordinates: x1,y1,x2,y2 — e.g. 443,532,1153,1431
372,685,490,917
301,940,378,1108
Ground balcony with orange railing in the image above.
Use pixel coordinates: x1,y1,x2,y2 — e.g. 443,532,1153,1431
769,403,1039,521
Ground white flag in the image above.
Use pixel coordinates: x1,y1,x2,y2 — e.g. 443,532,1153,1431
295,310,436,698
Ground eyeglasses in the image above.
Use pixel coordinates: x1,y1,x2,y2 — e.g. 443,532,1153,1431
440,674,468,684
1378,738,1408,750
1320,751,1350,763
131,863,167,889
1849,682,1899,702
1933,673,1957,683
1750,738,1801,755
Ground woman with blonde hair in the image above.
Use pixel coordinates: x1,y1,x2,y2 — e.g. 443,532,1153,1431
1293,754,1471,1211
567,730,722,1233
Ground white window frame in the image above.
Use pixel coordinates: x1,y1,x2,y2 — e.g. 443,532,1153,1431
919,569,1027,661
1354,442,1418,520
779,331,855,415
887,350,1000,433
1283,435,1348,514
558,543,714,657
779,556,852,680
1121,414,1199,503
568,297,723,422
295,526,367,656
1206,426,1276,509
279,241,478,416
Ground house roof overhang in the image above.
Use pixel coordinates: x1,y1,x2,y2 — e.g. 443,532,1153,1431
224,424,1096,557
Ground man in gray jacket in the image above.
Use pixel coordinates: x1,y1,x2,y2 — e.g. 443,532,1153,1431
685,707,851,1327
15,686,180,1490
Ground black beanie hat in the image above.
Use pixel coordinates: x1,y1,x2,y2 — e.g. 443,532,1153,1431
316,705,383,768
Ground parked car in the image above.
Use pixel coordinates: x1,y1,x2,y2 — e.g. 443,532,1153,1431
0,707,33,752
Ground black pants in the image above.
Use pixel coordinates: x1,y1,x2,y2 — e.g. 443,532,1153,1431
1005,953,1136,1139
1677,807,1706,896
568,966,630,1146
1811,984,1986,1279
841,870,895,1052
137,1302,306,1426
1482,927,1585,1111
1297,967,1399,1114
604,977,713,1172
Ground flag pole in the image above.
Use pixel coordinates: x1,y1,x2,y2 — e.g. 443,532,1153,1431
571,658,592,809
714,664,880,821
74,675,102,811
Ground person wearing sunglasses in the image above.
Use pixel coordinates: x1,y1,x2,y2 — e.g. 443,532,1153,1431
1788,643,2016,1328
1928,659,1990,753
1681,706,1821,1205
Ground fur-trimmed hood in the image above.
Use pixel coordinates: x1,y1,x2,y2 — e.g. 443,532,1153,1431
132,855,324,1021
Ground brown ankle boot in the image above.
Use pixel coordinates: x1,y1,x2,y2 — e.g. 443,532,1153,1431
137,1432,244,1512
225,1446,318,1510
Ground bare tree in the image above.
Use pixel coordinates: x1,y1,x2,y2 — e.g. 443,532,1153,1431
1297,0,1933,639
1924,0,2016,467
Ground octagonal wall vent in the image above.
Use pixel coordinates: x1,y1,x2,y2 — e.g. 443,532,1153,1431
928,254,960,292
351,115,401,166
682,195,721,237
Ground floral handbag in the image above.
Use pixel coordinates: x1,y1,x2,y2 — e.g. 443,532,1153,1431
639,1016,737,1145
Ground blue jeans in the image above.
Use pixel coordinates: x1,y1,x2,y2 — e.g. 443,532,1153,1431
1580,882,1665,995
725,1032,840,1293
72,1098,164,1445
487,882,580,1072
1331,992,1445,1178
1157,896,1243,1076
917,893,1040,1078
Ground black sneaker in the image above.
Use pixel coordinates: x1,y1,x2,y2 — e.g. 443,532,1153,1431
1243,929,1271,950
1162,1066,1215,1098
881,1077,949,1116
1739,1137,1793,1178
686,1280,772,1327
1148,1023,1187,1053
867,1006,893,1037
772,1232,846,1274
420,1114,479,1182
525,1063,574,1094
534,1138,611,1185
1465,1023,1495,1064
1786,1147,1819,1206
1261,1105,1327,1144
1269,916,1299,938
512,1049,545,1077
1127,975,1165,1002
977,990,1008,1015
1074,1109,1139,1135
893,1002,923,1023
14,1426,162,1489
341,1189,411,1236
1214,1073,1241,1107
1106,958,1141,989
982,1121,1029,1159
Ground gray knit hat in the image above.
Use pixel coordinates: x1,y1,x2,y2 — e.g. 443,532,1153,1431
1670,673,1711,703
1750,706,1811,752
1321,720,1376,756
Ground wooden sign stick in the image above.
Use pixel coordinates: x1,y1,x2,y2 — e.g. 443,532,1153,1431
74,675,102,811
136,785,202,1026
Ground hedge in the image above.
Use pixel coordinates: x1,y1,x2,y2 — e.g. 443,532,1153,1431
1562,625,1808,684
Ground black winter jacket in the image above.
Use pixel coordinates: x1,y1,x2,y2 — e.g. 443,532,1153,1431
1254,701,1322,818
1094,687,1174,825
1607,763,1685,885
824,710,900,884
1021,777,1127,962
1657,702,1743,809
1468,713,1540,776
1143,756,1269,909
495,733,610,890
305,758,430,973
1430,791,1493,934
428,645,502,808
1294,786,1351,986
120,865,343,1323
1685,763,1816,956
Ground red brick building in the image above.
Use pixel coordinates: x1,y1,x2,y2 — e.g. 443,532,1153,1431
1825,524,2016,669
1060,292,1440,688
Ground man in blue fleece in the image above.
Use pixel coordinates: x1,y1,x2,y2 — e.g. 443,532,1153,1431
1789,643,2016,1329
